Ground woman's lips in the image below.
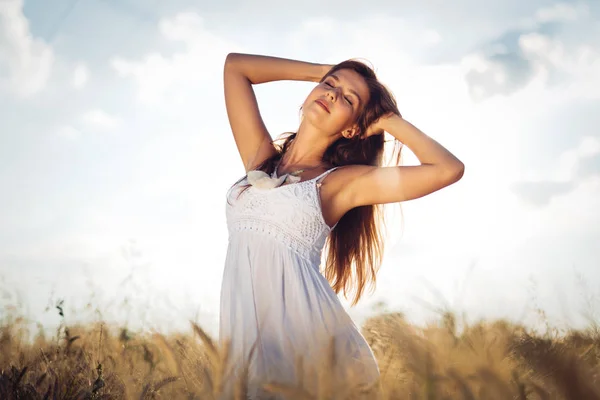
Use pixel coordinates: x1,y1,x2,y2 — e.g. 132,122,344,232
315,99,330,113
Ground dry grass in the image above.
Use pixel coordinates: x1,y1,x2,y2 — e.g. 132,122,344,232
2,303,600,399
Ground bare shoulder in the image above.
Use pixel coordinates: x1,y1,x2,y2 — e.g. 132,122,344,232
322,164,372,188
321,164,375,197
319,164,371,196
317,165,375,227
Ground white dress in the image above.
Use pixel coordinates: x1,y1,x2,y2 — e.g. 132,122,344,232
219,167,380,398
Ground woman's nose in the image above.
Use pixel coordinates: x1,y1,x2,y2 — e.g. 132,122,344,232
327,87,338,101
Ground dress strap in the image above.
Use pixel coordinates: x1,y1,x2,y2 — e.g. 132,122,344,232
314,167,341,231
314,166,340,184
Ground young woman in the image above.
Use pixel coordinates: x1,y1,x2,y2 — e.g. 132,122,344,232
219,53,464,397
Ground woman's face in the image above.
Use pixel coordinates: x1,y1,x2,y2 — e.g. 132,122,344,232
302,68,370,138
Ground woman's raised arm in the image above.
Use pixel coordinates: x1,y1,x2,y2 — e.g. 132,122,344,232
340,114,465,208
223,53,330,171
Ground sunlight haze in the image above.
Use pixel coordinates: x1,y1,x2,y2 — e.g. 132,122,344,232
1,0,599,337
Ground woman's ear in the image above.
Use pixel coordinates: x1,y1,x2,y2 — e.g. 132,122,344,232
342,126,359,139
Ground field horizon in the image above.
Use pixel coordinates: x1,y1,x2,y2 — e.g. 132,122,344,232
2,294,600,399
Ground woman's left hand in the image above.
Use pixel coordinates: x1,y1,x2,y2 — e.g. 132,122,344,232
363,112,395,138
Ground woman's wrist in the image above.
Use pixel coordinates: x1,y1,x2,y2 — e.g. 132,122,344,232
379,113,402,133
307,63,330,83
382,115,462,169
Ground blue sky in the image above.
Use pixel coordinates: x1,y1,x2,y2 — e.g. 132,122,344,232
1,0,599,336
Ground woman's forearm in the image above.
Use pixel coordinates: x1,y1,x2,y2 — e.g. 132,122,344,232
224,53,330,85
383,115,464,174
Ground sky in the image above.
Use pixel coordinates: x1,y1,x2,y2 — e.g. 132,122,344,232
1,0,599,337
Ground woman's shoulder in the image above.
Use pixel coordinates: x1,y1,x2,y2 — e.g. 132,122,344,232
321,164,380,198
318,164,374,191
329,164,376,178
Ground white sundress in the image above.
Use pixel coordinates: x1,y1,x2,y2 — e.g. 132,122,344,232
219,167,380,398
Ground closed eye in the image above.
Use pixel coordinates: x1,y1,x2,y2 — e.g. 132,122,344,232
324,81,353,105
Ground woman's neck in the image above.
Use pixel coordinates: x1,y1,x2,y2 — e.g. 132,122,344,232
280,126,335,170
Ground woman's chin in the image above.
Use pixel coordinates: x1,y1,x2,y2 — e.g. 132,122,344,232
302,108,332,128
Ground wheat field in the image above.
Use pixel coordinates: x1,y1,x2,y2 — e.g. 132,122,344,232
1,300,600,400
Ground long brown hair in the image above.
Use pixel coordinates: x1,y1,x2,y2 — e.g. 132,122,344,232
252,60,402,305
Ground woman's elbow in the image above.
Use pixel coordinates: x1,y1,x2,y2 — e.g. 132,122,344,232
224,53,241,70
443,161,465,184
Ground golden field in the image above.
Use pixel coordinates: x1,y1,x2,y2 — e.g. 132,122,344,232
1,301,600,399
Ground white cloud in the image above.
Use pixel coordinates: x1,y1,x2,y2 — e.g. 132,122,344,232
422,29,442,46
578,136,600,158
110,12,241,105
516,2,591,31
56,125,82,140
460,52,523,101
511,136,600,206
72,63,89,89
285,15,425,65
533,2,589,24
0,0,54,97
56,109,118,139
81,109,120,130
461,28,600,102
555,136,600,181
518,33,600,100
460,0,599,102
516,135,600,183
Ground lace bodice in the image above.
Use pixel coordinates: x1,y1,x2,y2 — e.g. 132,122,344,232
226,168,338,266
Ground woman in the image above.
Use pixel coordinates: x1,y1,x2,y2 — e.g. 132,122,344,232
219,53,464,398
